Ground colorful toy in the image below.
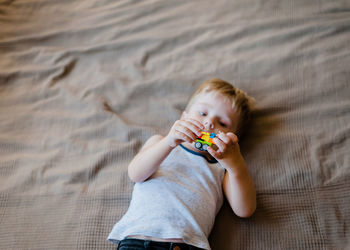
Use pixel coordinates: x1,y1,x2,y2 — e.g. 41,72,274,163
194,131,216,151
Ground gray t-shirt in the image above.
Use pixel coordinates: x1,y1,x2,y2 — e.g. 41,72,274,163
107,144,226,250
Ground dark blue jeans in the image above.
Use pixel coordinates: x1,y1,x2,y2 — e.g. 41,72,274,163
117,238,204,250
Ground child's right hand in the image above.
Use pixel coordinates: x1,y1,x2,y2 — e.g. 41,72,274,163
166,118,204,148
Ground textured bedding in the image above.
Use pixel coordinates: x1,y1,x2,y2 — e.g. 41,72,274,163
0,0,349,249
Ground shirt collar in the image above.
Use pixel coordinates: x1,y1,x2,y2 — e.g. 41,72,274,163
179,144,218,164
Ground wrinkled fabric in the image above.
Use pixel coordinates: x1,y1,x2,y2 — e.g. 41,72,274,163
0,0,349,249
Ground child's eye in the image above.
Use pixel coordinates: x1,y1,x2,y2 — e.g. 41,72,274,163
199,111,206,116
219,122,227,127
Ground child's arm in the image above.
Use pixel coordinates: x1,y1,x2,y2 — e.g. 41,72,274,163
128,135,173,183
128,118,203,183
208,132,256,218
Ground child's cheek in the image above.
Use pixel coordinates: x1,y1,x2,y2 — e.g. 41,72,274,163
192,113,203,122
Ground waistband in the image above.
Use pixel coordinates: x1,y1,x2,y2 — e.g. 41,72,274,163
118,238,203,250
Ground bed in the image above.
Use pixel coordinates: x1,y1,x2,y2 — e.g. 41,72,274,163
0,0,349,249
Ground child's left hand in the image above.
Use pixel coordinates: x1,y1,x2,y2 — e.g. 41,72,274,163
207,132,244,168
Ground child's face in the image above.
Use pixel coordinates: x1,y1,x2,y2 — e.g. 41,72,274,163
183,92,240,135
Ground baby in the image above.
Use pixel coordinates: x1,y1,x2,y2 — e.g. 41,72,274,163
108,78,256,250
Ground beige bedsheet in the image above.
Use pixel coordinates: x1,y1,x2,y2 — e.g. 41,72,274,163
0,0,349,249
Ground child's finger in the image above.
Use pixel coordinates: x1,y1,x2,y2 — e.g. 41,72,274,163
216,132,231,145
174,128,194,143
186,118,204,129
213,137,226,152
207,146,222,159
227,132,239,143
177,122,200,140
181,120,203,137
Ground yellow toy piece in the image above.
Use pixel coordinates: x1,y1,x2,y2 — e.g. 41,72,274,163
194,131,216,151
200,132,214,144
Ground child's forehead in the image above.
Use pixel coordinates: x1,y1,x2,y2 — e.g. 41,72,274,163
193,92,239,118
193,91,234,107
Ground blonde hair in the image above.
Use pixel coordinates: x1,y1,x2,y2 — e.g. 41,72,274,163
186,78,255,138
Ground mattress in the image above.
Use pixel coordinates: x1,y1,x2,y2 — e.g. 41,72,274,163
0,0,349,249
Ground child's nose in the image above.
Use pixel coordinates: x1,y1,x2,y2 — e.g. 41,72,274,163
204,120,214,130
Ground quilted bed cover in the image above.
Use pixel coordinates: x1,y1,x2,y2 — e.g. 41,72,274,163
0,0,349,249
